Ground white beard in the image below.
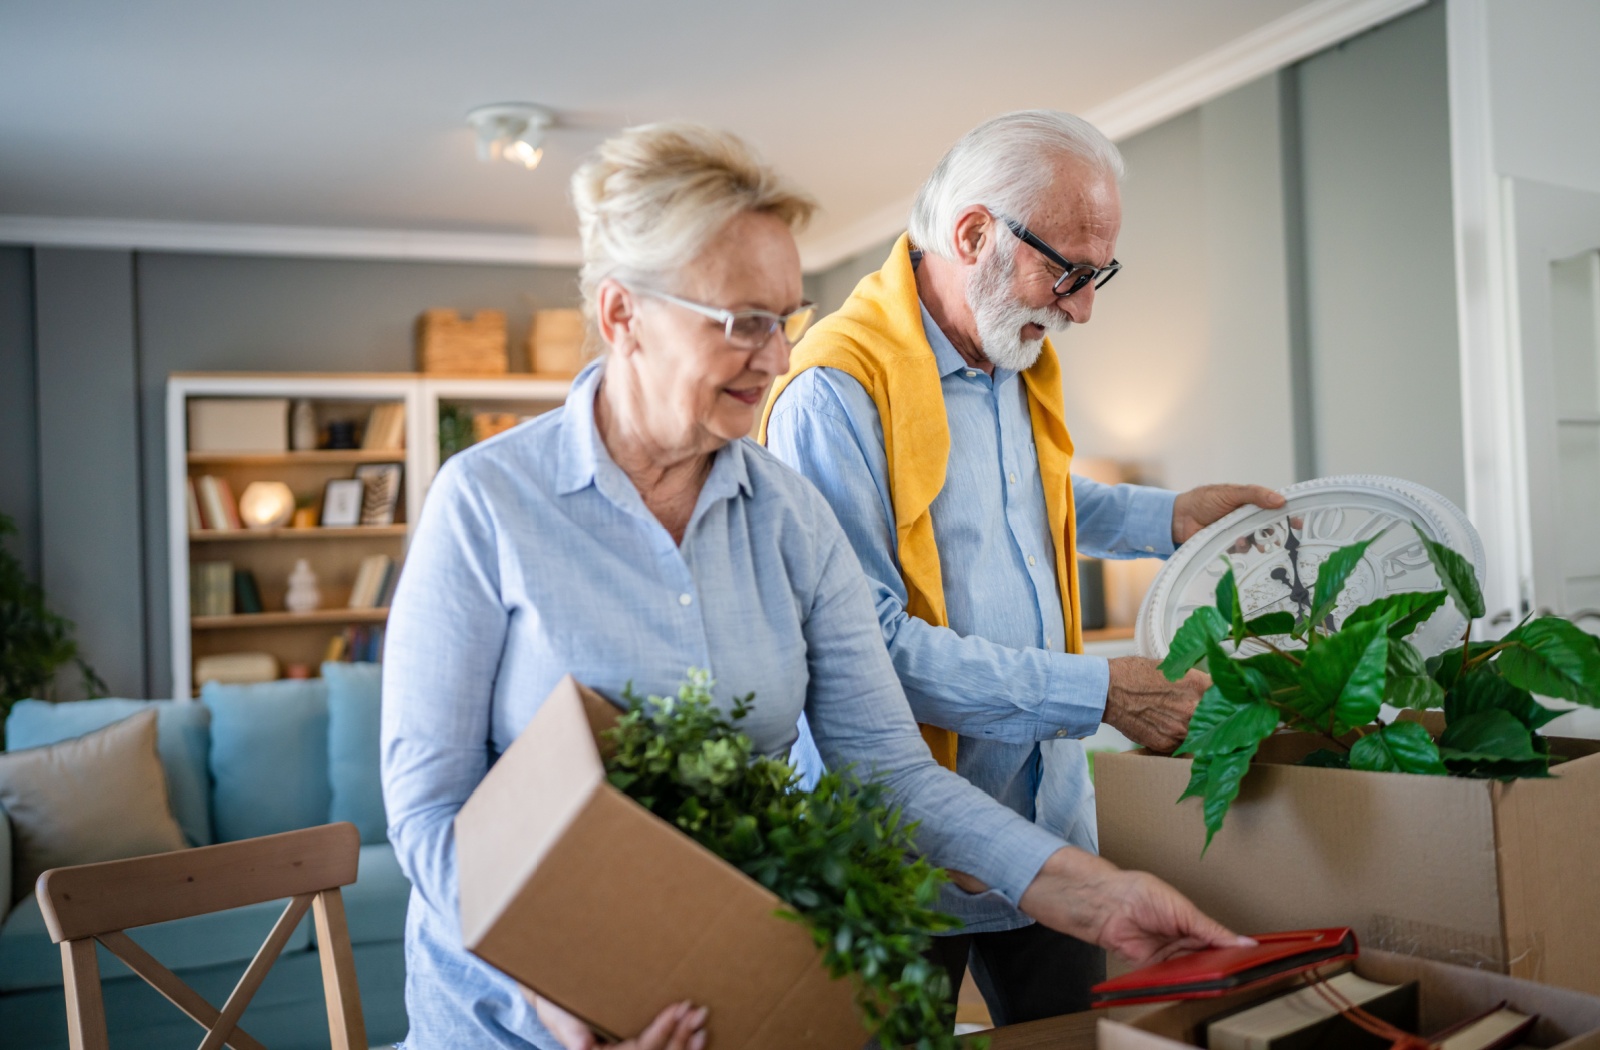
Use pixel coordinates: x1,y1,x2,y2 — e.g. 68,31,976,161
966,244,1071,372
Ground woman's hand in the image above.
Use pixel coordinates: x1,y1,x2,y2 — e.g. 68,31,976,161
534,996,708,1050
1017,848,1253,964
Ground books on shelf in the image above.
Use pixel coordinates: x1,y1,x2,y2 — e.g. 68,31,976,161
1203,971,1418,1050
325,624,385,664
348,554,396,609
233,569,263,615
194,475,242,531
362,403,406,451
190,561,234,618
186,477,203,532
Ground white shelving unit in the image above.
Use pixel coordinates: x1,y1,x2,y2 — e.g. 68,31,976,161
167,372,573,699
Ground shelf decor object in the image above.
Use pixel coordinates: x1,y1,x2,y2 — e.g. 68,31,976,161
417,309,508,375
285,559,321,614
320,479,365,528
238,481,295,529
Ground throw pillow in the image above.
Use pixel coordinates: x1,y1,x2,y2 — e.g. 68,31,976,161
0,709,187,904
6,698,213,846
203,678,330,842
323,662,386,844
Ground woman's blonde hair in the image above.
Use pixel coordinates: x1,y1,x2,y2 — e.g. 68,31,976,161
571,122,816,318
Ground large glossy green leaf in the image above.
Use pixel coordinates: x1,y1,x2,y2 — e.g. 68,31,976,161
1243,611,1296,638
1159,606,1229,681
1182,700,1280,758
1344,591,1449,639
1387,675,1446,710
1200,747,1256,851
1497,617,1600,707
1306,538,1377,632
1205,639,1272,706
1300,748,1351,769
1387,638,1426,678
1414,525,1486,619
1446,669,1561,731
1216,562,1246,643
1174,686,1233,756
1439,709,1542,762
1178,754,1212,801
1241,650,1301,691
1300,618,1389,732
1348,720,1448,775
1428,641,1501,686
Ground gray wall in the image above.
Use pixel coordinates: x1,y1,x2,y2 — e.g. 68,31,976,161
1296,1,1464,505
0,247,39,581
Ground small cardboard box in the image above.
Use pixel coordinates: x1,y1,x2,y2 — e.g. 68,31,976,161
187,397,288,453
1091,949,1600,1049
454,676,866,1050
1096,733,1600,995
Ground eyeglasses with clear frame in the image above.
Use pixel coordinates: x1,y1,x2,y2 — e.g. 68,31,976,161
633,287,818,351
996,214,1121,298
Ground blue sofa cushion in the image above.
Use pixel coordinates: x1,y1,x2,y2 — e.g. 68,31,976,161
202,679,330,842
5,699,212,848
0,892,311,993
313,842,409,949
322,662,386,844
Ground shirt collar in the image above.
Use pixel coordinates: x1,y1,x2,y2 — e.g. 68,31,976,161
556,357,754,504
917,300,1015,385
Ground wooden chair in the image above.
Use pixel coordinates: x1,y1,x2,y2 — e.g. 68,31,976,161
34,822,367,1050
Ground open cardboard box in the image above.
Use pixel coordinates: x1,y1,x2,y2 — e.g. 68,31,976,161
454,675,867,1050
1096,730,1600,995
1093,949,1600,1049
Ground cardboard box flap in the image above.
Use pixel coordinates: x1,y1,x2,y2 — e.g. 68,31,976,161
456,675,608,948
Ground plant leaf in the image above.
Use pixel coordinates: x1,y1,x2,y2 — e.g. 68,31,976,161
1428,641,1501,686
1300,618,1389,732
1159,606,1229,681
1178,754,1212,801
1216,562,1247,644
1348,721,1448,775
1241,650,1301,691
1440,709,1542,762
1205,639,1272,706
1497,617,1600,708
1414,525,1486,619
1345,591,1449,639
1300,748,1351,769
1446,669,1561,731
1387,675,1446,710
1183,700,1280,758
1306,538,1377,631
1200,747,1257,851
1243,611,1297,638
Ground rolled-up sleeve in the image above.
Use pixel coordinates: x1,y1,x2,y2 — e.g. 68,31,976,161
381,459,509,918
767,370,1108,740
797,506,1064,904
1073,476,1176,560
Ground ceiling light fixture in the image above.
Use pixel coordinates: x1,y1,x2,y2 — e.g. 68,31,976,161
467,103,554,171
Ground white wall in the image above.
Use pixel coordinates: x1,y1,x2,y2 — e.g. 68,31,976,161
1486,0,1600,195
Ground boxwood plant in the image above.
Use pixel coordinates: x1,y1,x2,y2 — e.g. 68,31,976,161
1160,525,1600,848
604,670,967,1050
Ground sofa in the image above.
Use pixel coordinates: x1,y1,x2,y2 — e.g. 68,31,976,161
0,663,409,1049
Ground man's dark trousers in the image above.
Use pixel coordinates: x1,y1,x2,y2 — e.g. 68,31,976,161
927,923,1106,1025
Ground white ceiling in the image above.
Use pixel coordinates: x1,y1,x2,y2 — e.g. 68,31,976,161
0,0,1416,270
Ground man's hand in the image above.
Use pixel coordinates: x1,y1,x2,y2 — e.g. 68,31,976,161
533,996,707,1050
1172,484,1285,545
1019,848,1252,964
1104,656,1208,753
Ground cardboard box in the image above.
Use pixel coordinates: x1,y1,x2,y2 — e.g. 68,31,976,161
1096,733,1600,995
454,676,866,1050
187,397,288,452
1089,949,1600,1049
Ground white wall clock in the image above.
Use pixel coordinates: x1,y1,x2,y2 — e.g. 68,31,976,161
1136,475,1486,661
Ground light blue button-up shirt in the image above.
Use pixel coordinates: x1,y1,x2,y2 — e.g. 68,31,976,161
766,303,1176,933
381,360,1069,1049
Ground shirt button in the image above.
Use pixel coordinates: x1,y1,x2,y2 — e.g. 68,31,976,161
964,370,977,378
1008,472,1018,484
1045,635,1052,649
1055,729,1069,738
1027,555,1037,566
678,593,693,606
1144,545,1156,553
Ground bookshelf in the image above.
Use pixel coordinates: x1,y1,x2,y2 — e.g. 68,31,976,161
168,372,573,698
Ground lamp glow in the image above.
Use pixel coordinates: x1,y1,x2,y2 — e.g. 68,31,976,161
238,481,295,529
467,103,553,171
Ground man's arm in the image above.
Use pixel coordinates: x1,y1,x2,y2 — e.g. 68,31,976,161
1072,475,1176,560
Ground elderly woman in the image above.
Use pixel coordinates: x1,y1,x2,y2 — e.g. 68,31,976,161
382,122,1243,1050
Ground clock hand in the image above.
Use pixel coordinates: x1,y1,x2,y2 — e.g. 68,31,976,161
1282,518,1312,619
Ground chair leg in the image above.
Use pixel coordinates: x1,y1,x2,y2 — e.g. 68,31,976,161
313,888,368,1050
61,939,110,1050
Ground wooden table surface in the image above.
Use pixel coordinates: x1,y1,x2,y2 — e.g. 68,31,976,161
976,1010,1101,1050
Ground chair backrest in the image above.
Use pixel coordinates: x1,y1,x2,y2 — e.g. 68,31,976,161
34,822,366,1050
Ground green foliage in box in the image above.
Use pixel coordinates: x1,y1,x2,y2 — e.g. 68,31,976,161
0,513,105,734
1162,524,1600,849
605,670,968,1050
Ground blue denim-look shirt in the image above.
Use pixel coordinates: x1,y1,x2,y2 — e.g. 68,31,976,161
381,360,1068,1049
766,303,1176,934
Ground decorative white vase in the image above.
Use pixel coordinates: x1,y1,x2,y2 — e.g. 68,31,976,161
291,399,317,451
285,558,320,613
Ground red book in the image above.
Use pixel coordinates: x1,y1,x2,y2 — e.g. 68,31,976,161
1090,928,1359,1008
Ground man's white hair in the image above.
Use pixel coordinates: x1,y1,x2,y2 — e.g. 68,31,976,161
908,110,1124,260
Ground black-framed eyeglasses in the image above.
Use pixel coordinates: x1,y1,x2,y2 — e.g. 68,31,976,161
997,214,1121,298
633,287,817,351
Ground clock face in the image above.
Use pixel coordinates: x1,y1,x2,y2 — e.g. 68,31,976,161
1137,475,1486,660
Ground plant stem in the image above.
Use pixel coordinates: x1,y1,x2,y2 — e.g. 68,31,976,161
1254,635,1304,667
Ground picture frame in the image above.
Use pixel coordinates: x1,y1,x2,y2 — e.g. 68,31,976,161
320,478,366,528
354,462,403,526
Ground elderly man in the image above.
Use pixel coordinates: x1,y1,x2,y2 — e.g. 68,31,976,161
762,110,1283,1023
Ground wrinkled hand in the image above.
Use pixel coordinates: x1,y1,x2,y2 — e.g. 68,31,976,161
1105,657,1208,753
1172,484,1285,545
534,996,707,1050
1019,848,1252,965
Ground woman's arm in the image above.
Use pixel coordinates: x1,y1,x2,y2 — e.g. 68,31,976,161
381,460,511,918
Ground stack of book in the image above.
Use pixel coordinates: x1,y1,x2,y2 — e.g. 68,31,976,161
190,476,242,531
362,403,406,450
348,554,397,609
190,561,234,617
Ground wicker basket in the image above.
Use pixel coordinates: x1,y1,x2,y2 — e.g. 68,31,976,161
417,309,508,375
527,308,588,376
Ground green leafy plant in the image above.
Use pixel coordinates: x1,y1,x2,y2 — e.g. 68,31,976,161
605,670,968,1050
1162,524,1600,849
0,513,105,735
